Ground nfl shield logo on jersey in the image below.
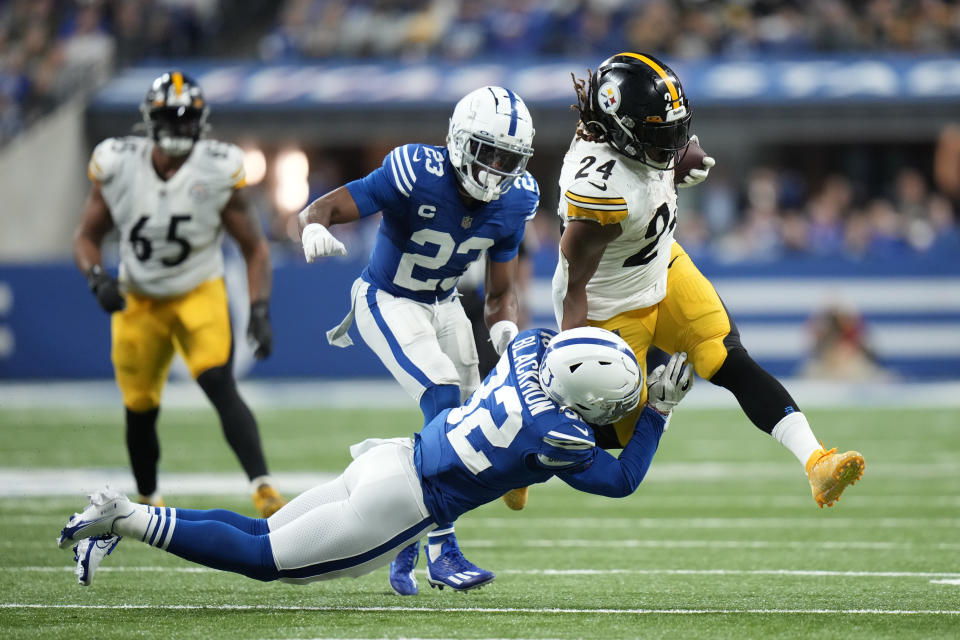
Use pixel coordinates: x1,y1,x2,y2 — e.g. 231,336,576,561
461,216,473,229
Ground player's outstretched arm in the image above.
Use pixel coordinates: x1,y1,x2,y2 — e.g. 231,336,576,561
222,189,273,359
74,182,124,313
557,352,693,497
558,406,667,498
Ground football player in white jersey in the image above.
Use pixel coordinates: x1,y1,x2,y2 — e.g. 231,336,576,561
73,71,286,517
552,53,864,508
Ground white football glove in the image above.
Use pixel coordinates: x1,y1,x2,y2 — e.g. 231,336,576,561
646,351,693,415
301,223,347,263
489,320,519,356
677,136,716,189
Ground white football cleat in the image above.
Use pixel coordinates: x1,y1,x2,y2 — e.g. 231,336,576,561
58,487,134,549
73,534,121,586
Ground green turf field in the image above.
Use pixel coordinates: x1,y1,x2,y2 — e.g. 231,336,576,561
1,405,958,639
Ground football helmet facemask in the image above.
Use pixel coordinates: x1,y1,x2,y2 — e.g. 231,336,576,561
140,71,209,157
583,52,691,169
447,86,535,202
538,327,642,425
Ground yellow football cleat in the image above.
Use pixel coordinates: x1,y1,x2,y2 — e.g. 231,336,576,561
805,446,865,508
502,487,529,511
136,494,164,508
253,484,287,517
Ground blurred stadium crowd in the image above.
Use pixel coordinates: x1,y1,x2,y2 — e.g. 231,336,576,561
2,0,960,265
261,0,960,61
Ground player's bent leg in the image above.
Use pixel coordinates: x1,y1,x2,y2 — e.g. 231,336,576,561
425,526,495,592
270,440,436,584
59,487,280,582
125,407,162,500
113,296,175,501
709,346,866,507
353,281,462,404
195,364,287,517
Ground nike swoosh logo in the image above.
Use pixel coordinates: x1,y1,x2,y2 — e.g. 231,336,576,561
573,425,590,437
412,148,421,161
588,181,607,191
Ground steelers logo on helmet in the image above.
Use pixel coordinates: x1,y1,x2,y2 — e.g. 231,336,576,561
585,52,693,170
140,71,209,157
598,82,621,114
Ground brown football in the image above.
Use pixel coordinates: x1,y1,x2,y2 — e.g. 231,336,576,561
673,137,708,184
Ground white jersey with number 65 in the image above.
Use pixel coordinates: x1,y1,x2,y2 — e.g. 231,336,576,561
88,136,246,298
555,137,678,321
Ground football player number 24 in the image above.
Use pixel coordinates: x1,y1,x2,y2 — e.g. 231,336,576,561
446,361,523,474
393,229,494,291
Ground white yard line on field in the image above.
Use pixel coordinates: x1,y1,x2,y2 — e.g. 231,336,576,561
2,603,959,615
0,463,957,497
3,378,960,410
11,566,960,579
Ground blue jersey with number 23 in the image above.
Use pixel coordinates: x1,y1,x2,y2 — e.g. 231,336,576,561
345,144,540,303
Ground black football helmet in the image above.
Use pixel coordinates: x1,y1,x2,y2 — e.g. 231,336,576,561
140,71,209,156
583,52,692,169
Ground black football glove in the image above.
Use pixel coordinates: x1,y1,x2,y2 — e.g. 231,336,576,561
85,265,125,313
248,300,273,360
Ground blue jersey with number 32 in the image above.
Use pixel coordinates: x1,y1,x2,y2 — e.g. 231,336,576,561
414,329,593,523
345,144,540,303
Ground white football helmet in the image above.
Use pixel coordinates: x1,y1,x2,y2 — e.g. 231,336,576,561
539,327,642,425
447,86,535,202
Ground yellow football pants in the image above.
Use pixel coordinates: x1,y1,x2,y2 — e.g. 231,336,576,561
591,242,734,445
111,277,232,412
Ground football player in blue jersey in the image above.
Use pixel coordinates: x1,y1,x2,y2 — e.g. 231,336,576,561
59,328,693,591
295,86,539,594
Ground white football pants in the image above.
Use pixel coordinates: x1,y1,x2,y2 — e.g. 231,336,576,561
350,278,481,402
266,438,436,583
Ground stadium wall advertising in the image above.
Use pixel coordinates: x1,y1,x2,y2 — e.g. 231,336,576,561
1,256,957,380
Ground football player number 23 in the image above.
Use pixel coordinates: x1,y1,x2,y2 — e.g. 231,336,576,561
129,214,193,267
393,229,494,291
446,365,523,474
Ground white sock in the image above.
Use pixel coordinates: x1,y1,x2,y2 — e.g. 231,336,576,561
112,502,153,539
250,475,273,492
427,526,455,562
771,411,821,469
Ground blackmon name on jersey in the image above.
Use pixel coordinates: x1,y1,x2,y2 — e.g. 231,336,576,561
556,137,678,320
88,136,245,298
415,328,599,525
346,143,540,304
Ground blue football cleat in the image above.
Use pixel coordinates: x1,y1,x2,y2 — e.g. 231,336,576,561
73,534,121,586
388,540,420,596
425,532,495,592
